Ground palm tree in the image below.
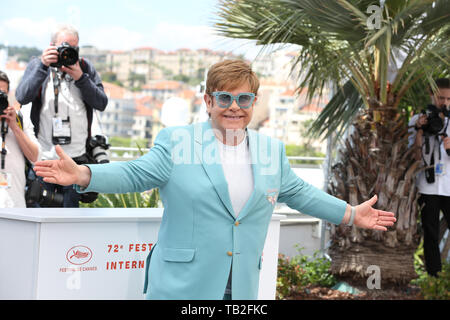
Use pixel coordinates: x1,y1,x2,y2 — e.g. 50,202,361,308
215,0,450,285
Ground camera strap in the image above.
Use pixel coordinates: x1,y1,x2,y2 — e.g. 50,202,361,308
437,118,449,162
51,69,72,145
0,111,25,171
51,69,60,115
1,118,8,170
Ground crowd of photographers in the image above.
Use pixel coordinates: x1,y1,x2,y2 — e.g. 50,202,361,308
1,25,109,208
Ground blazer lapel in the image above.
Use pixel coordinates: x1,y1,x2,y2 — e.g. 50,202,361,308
194,122,236,219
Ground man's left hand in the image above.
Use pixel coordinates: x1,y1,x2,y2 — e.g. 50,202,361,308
354,195,396,231
61,61,83,81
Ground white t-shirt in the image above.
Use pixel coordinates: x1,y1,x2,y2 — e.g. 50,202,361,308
217,133,254,295
39,71,88,160
408,114,450,196
217,135,254,218
0,105,40,208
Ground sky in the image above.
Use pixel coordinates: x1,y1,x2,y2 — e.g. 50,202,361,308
0,0,262,58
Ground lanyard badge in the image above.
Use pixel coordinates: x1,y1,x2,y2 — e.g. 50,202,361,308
52,116,72,145
51,69,72,145
435,163,445,176
0,171,11,189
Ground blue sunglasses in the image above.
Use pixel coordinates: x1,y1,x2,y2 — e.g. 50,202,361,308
211,91,256,109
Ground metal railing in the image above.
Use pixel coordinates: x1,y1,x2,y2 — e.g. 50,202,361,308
108,146,326,164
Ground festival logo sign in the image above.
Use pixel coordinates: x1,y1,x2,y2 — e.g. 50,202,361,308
66,246,93,265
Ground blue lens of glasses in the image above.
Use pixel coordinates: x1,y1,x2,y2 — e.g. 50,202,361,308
238,94,252,107
217,93,232,107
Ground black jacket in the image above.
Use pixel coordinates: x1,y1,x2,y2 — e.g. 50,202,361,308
15,57,108,138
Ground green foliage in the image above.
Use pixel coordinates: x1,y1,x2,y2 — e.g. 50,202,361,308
411,262,450,300
80,189,160,208
101,72,123,87
285,144,325,165
0,45,42,63
128,72,146,91
276,247,337,299
172,74,203,86
109,136,149,156
410,239,450,300
215,0,450,140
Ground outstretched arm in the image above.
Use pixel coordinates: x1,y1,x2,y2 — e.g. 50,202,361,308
278,141,396,231
34,128,174,194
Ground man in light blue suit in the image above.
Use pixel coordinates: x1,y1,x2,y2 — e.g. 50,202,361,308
34,60,396,300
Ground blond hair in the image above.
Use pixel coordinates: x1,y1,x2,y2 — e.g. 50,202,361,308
205,59,259,95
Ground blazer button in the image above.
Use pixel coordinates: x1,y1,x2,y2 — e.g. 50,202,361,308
234,221,240,227
227,251,233,256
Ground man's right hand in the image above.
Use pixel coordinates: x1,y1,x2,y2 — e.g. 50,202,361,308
416,114,428,130
34,145,91,187
41,45,59,67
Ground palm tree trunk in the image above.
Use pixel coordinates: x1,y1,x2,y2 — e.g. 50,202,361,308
328,105,421,285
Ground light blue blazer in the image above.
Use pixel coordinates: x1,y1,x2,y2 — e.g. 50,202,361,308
80,121,347,299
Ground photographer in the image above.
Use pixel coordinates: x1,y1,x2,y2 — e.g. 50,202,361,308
15,25,108,207
408,78,450,277
0,71,40,207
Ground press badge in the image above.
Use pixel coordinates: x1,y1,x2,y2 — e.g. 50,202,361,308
52,116,71,145
0,172,11,189
435,163,445,176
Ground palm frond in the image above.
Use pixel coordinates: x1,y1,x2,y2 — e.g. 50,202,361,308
308,80,364,139
215,0,450,140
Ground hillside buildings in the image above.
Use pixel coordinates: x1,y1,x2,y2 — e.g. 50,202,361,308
4,46,327,152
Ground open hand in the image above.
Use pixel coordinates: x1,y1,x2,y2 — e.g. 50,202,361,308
354,195,397,231
34,145,80,186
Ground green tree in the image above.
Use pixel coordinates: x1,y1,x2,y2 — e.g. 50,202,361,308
0,45,42,63
128,72,146,90
215,0,450,285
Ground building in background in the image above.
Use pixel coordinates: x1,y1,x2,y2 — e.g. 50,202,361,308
99,82,136,138
105,47,238,86
2,45,333,154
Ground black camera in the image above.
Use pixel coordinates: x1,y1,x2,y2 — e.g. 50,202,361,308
0,90,8,114
50,42,79,68
421,104,450,157
422,104,449,135
421,104,450,184
70,135,110,204
25,178,64,207
87,135,111,164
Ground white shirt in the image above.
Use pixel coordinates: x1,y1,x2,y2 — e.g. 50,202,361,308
39,71,88,160
0,105,41,207
217,135,254,218
408,114,450,196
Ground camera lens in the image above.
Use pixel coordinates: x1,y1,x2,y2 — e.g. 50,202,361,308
50,43,79,68
59,47,79,67
25,179,64,207
89,135,110,164
41,189,64,207
92,146,110,164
